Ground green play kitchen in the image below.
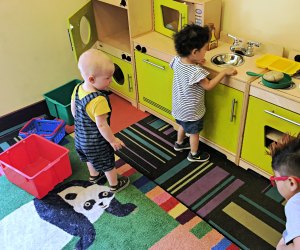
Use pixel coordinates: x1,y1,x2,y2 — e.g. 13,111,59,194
68,0,300,178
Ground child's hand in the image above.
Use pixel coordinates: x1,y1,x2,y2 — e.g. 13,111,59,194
110,138,125,151
223,67,237,76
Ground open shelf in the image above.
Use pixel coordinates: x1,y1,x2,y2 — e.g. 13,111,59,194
93,0,131,54
100,30,131,53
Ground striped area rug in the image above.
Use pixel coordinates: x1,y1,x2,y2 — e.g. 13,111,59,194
0,135,23,153
116,159,239,250
115,115,286,249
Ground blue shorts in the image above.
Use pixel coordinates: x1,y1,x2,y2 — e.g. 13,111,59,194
176,118,204,134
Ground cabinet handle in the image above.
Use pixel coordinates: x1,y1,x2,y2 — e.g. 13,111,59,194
142,59,165,70
230,99,237,122
127,74,133,92
264,110,300,126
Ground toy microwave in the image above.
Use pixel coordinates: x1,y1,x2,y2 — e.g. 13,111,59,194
154,0,222,39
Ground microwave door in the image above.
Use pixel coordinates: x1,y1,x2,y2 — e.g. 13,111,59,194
154,0,188,38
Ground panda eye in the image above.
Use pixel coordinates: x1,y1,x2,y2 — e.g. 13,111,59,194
84,199,96,210
99,191,111,199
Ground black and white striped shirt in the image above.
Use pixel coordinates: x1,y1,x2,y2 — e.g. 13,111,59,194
170,56,209,121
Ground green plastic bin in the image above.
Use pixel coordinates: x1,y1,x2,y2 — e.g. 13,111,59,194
44,79,81,125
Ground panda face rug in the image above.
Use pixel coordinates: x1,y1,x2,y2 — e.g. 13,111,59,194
0,178,181,250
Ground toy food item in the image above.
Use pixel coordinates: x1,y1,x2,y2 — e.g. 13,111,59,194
263,71,284,82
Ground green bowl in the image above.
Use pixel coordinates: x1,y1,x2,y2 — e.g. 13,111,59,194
262,74,292,89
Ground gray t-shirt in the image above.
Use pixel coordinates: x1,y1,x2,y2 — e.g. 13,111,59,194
170,56,209,121
283,192,300,244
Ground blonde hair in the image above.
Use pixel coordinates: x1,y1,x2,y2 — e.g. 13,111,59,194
78,49,114,81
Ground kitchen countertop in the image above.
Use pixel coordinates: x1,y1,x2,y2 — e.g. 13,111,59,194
133,31,298,99
133,31,267,90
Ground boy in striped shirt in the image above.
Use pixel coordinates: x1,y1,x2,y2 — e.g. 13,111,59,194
171,24,237,162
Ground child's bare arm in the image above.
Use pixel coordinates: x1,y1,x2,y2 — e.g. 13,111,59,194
199,67,237,91
95,114,125,151
71,100,76,117
276,237,300,250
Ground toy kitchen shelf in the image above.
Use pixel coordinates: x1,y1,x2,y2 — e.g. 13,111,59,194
93,0,130,53
68,0,152,60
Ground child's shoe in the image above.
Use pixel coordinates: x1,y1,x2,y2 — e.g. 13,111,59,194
187,151,210,162
89,172,105,184
174,141,191,151
110,176,130,193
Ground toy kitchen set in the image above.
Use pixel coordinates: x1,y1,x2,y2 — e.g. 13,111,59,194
67,0,300,178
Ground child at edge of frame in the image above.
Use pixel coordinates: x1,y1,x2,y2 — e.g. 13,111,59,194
170,23,237,162
268,133,300,250
70,48,129,193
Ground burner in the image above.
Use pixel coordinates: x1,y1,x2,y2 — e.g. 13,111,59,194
285,82,296,90
258,80,295,90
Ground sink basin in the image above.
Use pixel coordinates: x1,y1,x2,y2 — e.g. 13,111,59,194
211,53,244,67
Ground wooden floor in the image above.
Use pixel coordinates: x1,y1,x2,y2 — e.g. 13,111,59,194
109,94,149,133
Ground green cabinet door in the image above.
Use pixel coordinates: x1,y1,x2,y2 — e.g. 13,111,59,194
241,96,300,174
105,53,135,100
68,1,97,61
135,51,173,120
200,84,243,153
154,0,188,38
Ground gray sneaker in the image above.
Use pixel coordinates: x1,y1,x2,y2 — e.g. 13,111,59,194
110,176,130,193
174,141,191,151
187,151,210,162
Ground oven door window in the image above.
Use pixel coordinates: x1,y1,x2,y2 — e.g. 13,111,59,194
113,64,124,85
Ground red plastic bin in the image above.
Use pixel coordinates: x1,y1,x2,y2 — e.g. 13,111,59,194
0,134,72,199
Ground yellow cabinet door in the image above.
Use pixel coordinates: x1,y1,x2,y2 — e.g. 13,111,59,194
68,1,97,61
105,53,135,100
200,84,243,154
135,51,174,121
241,96,300,174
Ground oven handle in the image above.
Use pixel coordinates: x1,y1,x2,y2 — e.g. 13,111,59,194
264,110,300,126
142,59,165,70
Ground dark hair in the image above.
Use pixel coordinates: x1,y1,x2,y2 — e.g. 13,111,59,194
173,24,210,57
268,133,300,176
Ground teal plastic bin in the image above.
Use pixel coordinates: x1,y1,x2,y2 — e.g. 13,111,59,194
44,79,81,125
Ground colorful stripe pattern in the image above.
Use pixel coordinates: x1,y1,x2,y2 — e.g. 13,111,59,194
116,115,286,249
116,160,239,249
